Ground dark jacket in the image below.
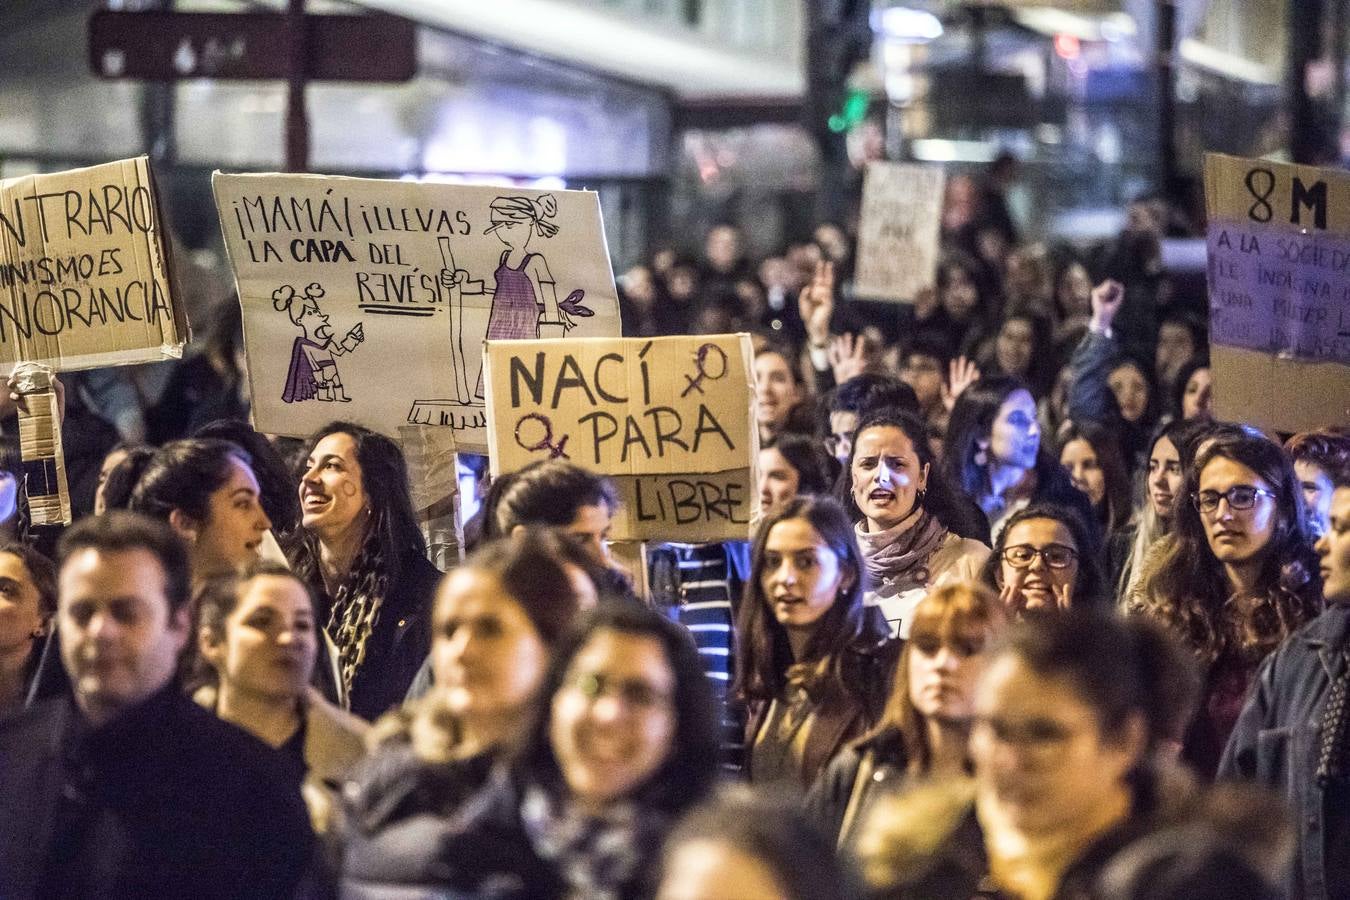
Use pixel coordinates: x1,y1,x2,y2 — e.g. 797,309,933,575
337,744,546,899
1218,603,1350,900
805,731,912,848
866,769,1286,900
0,686,312,900
745,637,900,790
1066,327,1150,469
343,552,442,721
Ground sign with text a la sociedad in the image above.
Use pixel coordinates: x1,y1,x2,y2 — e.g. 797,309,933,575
853,161,945,303
1204,153,1350,432
211,172,620,449
0,157,186,374
483,334,758,543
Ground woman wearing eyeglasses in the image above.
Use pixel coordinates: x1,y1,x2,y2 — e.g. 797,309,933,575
981,503,1107,615
1130,431,1321,777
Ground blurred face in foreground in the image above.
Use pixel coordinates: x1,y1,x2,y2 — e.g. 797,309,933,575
970,654,1141,836
657,839,784,900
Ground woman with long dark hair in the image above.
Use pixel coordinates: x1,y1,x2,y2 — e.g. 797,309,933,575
130,438,273,587
1059,420,1132,538
944,374,1097,545
839,410,989,636
358,602,718,900
290,421,441,720
807,582,1008,848
981,503,1107,614
1130,431,1322,777
339,530,592,896
735,496,898,791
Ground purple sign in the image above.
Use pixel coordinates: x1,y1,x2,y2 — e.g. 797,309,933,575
1207,220,1350,366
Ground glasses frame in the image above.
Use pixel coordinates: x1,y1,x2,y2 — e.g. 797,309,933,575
1000,543,1079,569
1191,485,1278,515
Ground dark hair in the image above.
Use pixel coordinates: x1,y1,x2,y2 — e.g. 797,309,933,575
513,601,718,815
129,438,256,526
493,460,617,535
58,510,192,613
661,786,865,900
1105,355,1160,428
943,374,1029,499
1132,432,1321,664
997,611,1199,760
292,421,427,586
1170,355,1211,420
1285,428,1350,485
982,502,1108,610
1060,420,1133,533
840,409,989,542
195,419,302,534
454,529,589,647
755,343,804,387
901,335,953,371
736,497,890,706
0,541,57,617
829,374,919,417
768,434,833,497
99,445,155,513
989,312,1055,398
189,562,315,690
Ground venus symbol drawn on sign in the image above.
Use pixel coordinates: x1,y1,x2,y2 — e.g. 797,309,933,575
515,412,570,459
680,342,728,397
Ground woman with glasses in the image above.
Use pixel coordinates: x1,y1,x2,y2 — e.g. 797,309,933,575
735,496,898,792
842,410,990,637
944,375,1097,546
982,503,1107,615
1130,431,1321,777
854,613,1285,900
370,602,718,899
806,582,1008,849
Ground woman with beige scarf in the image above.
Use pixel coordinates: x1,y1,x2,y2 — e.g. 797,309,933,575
844,411,991,638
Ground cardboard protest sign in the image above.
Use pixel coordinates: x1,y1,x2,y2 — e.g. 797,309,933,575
1204,153,1350,432
0,157,186,373
853,161,945,303
483,334,758,542
212,173,620,448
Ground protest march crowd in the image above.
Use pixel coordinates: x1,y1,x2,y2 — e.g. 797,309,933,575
1,157,1350,900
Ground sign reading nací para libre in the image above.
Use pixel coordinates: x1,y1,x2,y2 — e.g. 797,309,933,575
212,172,620,449
0,156,186,373
483,334,758,543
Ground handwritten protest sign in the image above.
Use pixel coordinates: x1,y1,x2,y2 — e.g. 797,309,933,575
212,173,620,448
1204,153,1350,431
853,161,945,303
483,334,758,542
0,157,185,373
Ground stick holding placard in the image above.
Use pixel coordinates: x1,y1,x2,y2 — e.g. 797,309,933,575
11,365,70,526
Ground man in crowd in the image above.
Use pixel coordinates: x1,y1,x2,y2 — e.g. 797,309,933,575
1220,473,1350,899
0,511,312,900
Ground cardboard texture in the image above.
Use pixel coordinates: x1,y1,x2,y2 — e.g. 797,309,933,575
1203,153,1350,431
483,333,758,542
0,156,185,374
212,173,621,448
853,161,946,303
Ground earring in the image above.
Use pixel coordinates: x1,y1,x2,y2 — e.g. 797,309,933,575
916,489,927,506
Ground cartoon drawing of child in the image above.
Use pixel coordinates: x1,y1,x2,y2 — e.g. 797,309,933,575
275,283,365,403
439,193,592,399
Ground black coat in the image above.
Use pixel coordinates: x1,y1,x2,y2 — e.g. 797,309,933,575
343,552,442,721
338,746,558,899
0,686,313,900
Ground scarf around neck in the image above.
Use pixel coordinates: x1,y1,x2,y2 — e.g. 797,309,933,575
521,782,663,900
856,510,949,592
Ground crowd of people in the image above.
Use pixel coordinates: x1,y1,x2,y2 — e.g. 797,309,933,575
0,168,1349,900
